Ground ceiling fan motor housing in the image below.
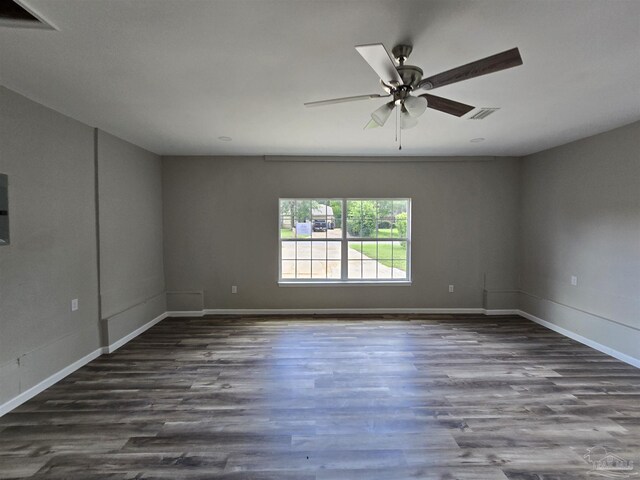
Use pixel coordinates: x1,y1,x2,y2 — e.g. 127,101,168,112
391,44,423,88
397,65,423,88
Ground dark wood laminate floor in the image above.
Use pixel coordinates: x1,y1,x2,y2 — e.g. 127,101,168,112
1,314,639,479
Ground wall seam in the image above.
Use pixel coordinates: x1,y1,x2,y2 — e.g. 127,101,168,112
93,128,106,347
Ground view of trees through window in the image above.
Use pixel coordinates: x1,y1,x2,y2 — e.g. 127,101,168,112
279,198,410,281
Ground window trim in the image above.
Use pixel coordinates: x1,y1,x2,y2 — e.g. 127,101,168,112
278,198,412,285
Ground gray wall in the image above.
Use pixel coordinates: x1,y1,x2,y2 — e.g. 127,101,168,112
519,121,640,361
0,87,100,405
162,156,520,311
0,87,166,407
97,131,166,345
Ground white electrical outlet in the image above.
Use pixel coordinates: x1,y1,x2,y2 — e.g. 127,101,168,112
231,286,238,294
448,285,454,293
71,298,79,311
571,276,578,286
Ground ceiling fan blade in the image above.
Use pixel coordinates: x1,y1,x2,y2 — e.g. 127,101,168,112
400,110,418,130
304,93,388,107
418,47,523,90
420,94,475,117
355,43,403,86
364,118,379,129
371,101,395,127
404,95,427,117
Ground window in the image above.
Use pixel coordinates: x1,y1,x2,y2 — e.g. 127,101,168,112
279,198,411,283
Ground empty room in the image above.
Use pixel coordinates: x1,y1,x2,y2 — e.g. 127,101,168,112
1,0,639,478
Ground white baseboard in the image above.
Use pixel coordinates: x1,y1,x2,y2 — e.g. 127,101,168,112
105,312,169,353
0,312,170,417
166,310,206,317
0,347,102,417
485,309,520,315
167,308,520,316
204,307,488,315
518,310,640,369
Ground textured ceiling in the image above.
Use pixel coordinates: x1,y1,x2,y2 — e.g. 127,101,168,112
1,0,639,156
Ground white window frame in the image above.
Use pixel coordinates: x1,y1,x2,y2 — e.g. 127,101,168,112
278,198,412,286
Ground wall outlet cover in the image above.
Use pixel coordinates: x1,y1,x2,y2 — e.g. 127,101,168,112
71,299,79,311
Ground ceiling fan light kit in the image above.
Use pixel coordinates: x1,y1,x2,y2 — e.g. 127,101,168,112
305,43,523,149
400,109,418,130
371,101,395,126
404,95,428,117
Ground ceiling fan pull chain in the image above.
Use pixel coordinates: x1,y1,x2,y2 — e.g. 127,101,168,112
399,118,402,150
395,107,398,143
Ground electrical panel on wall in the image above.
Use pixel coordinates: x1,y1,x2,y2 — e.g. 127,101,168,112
0,174,9,245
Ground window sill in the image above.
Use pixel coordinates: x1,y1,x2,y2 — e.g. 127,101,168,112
278,281,412,287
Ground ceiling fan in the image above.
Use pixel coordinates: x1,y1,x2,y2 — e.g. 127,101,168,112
305,43,523,138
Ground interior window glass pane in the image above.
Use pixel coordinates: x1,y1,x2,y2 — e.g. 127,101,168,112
362,260,377,279
346,200,361,238
376,200,392,238
377,219,394,238
360,241,379,261
377,262,393,279
281,260,295,279
360,200,377,238
327,241,341,259
327,260,341,279
313,241,327,260
346,200,377,238
311,200,328,239
279,200,295,239
392,200,409,239
348,258,362,279
348,241,362,260
281,242,295,260
377,240,393,260
294,200,312,239
311,260,326,279
392,241,407,261
296,260,311,278
392,260,408,278
296,241,312,260
328,200,342,236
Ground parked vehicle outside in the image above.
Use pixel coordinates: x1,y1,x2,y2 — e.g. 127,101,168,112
313,219,327,232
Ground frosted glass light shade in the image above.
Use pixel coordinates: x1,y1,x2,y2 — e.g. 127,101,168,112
400,110,418,129
364,118,379,129
404,95,427,117
371,101,395,126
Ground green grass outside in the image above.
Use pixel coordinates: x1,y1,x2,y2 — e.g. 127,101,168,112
280,228,310,239
376,227,401,238
350,242,407,271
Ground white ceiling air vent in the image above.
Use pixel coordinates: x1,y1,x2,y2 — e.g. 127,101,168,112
469,108,500,120
0,0,55,29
